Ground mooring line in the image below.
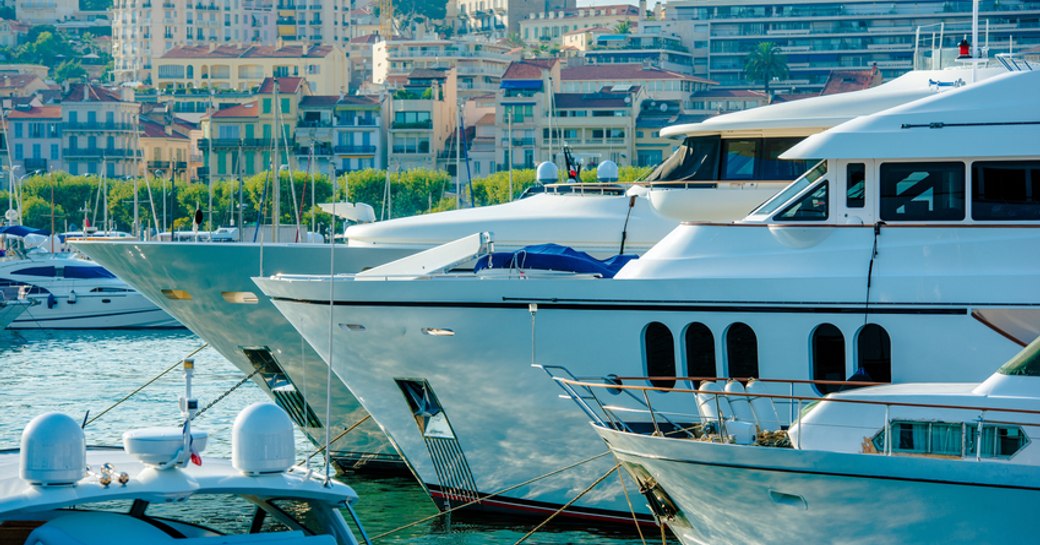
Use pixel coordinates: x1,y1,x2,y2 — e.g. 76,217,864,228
369,450,611,542
616,464,649,545
85,343,209,427
191,368,261,421
301,414,373,464
512,462,622,545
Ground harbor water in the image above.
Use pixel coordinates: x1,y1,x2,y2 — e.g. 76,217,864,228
0,329,664,544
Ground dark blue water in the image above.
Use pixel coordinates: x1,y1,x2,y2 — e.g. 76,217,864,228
0,330,663,544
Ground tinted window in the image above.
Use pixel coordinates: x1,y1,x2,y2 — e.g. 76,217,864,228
721,139,757,180
880,162,964,221
971,161,1040,220
812,324,845,394
725,323,758,379
644,322,675,388
776,181,828,221
847,163,865,208
684,322,715,386
856,324,891,383
760,138,810,181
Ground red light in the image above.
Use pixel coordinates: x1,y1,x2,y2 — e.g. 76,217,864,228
958,38,971,58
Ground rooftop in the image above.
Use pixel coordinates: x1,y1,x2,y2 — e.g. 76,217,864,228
562,63,714,84
210,102,259,119
257,77,307,94
6,105,60,119
161,44,335,60
820,65,882,96
502,59,558,80
62,83,124,104
554,91,632,109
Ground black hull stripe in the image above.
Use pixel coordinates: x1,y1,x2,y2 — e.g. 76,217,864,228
609,447,1040,492
270,297,970,315
14,307,181,325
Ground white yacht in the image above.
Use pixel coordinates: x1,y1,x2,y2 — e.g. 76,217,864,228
0,227,178,329
558,337,1040,545
0,362,370,545
73,66,990,479
255,68,1040,522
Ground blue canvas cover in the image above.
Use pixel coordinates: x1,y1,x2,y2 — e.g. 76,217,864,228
474,243,637,278
0,225,49,237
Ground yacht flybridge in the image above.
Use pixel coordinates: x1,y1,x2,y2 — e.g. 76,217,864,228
255,68,1040,522
555,336,1040,545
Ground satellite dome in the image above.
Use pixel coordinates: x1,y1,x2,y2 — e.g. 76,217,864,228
596,160,619,182
20,413,86,486
535,161,558,184
232,403,295,475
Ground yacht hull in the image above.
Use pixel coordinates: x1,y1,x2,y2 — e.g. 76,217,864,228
258,224,1040,520
74,241,415,472
597,425,1040,545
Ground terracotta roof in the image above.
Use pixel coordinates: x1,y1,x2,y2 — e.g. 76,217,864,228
820,65,882,96
211,102,260,118
0,74,43,89
350,33,380,44
562,64,713,84
300,95,340,107
690,89,767,98
139,118,188,139
258,77,306,94
62,83,124,103
553,92,631,109
502,59,557,80
161,44,334,60
6,105,60,119
337,95,380,106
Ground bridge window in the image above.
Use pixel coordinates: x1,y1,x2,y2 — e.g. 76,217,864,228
880,162,964,221
776,181,828,221
971,161,1040,220
725,322,758,379
847,163,866,208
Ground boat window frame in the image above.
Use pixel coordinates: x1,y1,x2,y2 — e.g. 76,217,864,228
970,160,1040,221
811,323,846,395
879,161,966,222
750,160,828,218
644,321,677,389
683,322,716,387
774,180,829,222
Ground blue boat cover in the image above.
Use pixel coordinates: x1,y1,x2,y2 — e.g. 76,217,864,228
474,243,637,278
0,225,49,237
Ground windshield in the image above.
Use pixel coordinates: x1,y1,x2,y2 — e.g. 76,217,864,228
751,160,827,217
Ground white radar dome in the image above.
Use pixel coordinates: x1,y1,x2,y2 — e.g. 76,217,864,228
596,160,619,182
232,403,295,475
123,427,208,467
20,412,86,486
535,161,558,184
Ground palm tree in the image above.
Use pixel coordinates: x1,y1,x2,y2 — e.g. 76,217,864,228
614,20,632,34
744,42,789,98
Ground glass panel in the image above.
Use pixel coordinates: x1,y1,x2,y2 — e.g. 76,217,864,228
752,160,827,216
720,139,757,180
725,322,758,379
684,322,715,386
847,163,866,208
856,324,891,383
776,181,828,221
759,137,810,181
645,322,675,389
971,161,1040,220
880,162,965,221
812,323,845,394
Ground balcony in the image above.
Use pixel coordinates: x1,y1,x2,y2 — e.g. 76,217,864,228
294,144,333,156
297,119,333,128
65,122,136,132
198,138,284,149
63,148,141,158
148,160,188,170
22,158,48,171
500,138,536,147
335,116,379,127
333,145,376,154
391,120,433,130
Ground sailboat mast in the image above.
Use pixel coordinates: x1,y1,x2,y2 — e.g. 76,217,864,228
271,79,281,243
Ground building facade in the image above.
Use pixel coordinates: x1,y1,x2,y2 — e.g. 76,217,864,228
7,105,62,175
372,36,518,100
153,44,348,95
61,84,142,178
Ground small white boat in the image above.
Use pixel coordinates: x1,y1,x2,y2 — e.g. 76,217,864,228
1,226,179,329
552,337,1040,545
0,360,370,545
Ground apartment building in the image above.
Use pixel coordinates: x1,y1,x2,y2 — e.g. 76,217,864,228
111,0,276,83
0,75,52,99
519,4,640,45
668,0,1040,91
15,0,78,26
496,59,560,170
199,77,307,177
332,95,385,172
61,84,141,178
154,44,348,95
387,68,457,171
372,36,518,99
561,63,715,109
140,117,196,181
454,0,575,38
7,105,62,175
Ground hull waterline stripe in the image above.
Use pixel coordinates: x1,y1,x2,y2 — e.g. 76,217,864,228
13,307,178,325
269,297,970,315
607,446,1040,492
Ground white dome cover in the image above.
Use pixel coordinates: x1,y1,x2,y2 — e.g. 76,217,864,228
20,412,86,486
232,403,295,475
535,161,558,184
596,160,619,182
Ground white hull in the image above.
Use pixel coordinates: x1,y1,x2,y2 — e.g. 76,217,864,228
75,241,414,470
0,300,29,329
258,224,1040,520
597,426,1040,545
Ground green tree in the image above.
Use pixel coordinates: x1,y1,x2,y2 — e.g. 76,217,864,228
613,20,632,34
54,60,87,83
744,42,789,97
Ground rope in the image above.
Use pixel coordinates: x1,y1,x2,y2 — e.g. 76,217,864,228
512,462,622,545
302,414,372,464
369,451,611,542
191,368,261,421
616,464,649,545
85,343,209,427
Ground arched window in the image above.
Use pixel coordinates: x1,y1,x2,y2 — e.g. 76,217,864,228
726,322,758,379
644,322,675,389
812,324,846,394
684,322,715,387
857,324,892,383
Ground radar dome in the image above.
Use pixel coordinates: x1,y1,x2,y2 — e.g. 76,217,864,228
20,413,86,486
232,403,295,475
596,160,619,183
535,161,558,184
